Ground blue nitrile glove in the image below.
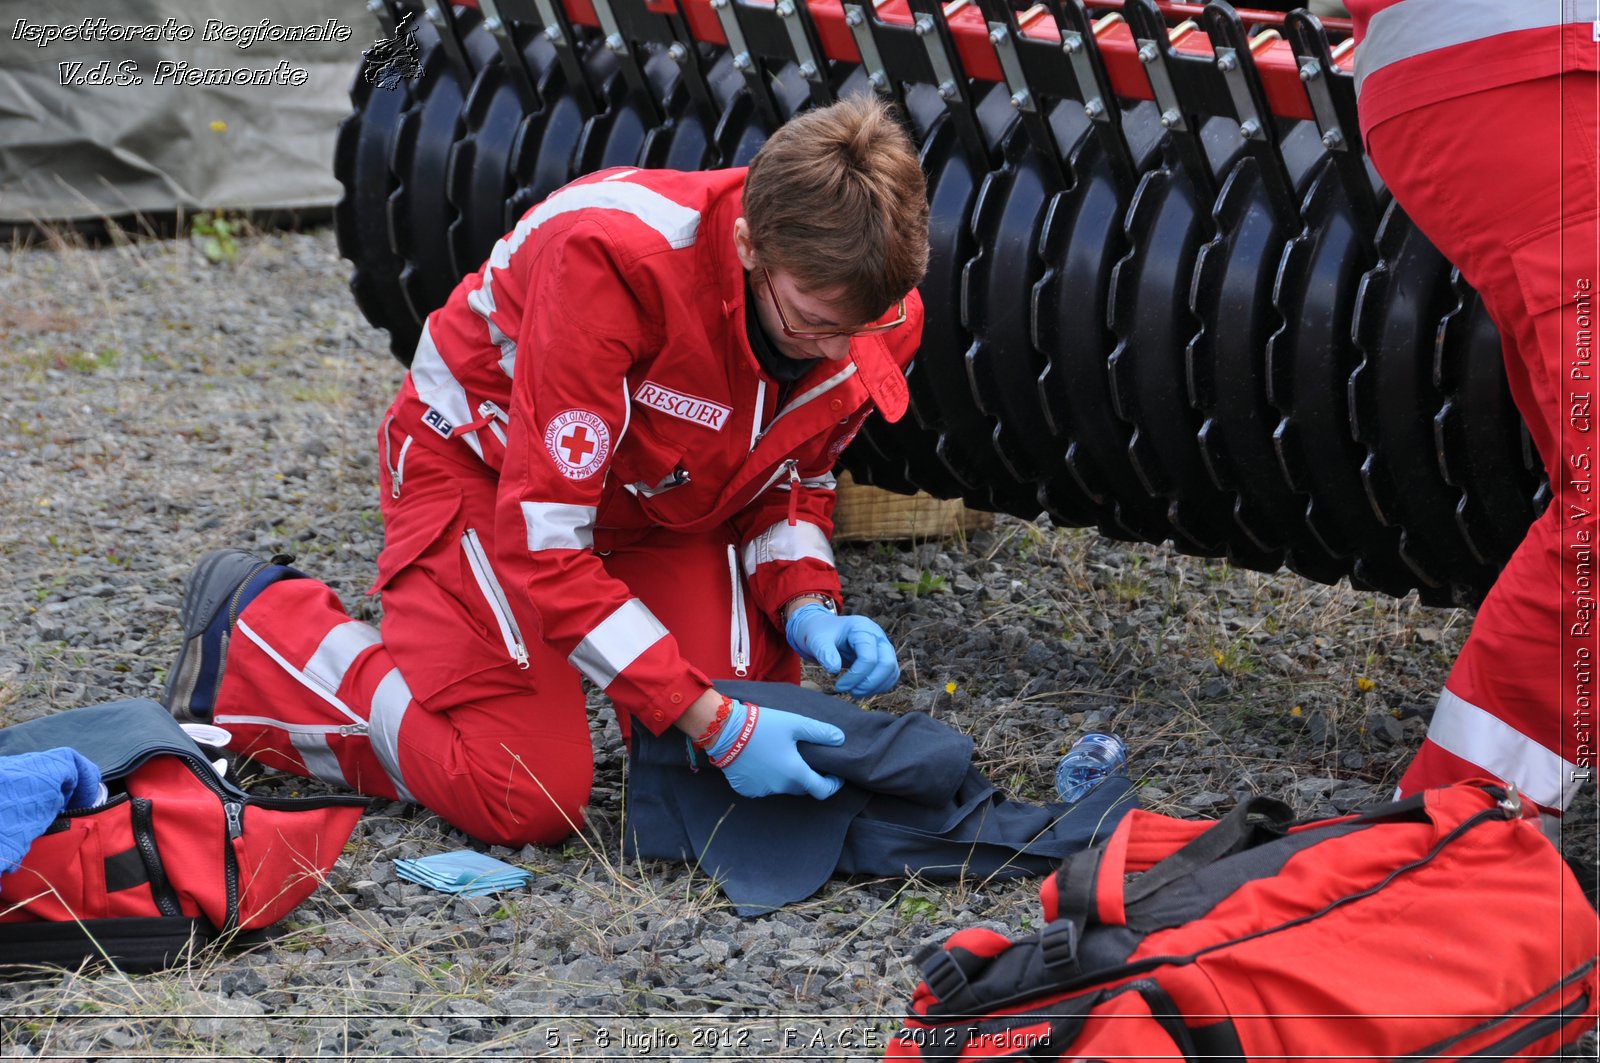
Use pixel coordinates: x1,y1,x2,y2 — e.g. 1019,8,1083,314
707,699,845,800
785,602,901,697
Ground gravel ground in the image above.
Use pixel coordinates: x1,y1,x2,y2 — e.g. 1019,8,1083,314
0,227,1593,1059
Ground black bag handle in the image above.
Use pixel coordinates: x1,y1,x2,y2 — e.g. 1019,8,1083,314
1123,795,1295,906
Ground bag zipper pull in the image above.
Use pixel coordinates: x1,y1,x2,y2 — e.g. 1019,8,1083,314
1496,783,1524,819
224,800,244,840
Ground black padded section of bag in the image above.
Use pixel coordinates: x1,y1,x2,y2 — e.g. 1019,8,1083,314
0,916,211,976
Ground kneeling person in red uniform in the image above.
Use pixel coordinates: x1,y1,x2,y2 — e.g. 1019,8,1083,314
162,95,930,847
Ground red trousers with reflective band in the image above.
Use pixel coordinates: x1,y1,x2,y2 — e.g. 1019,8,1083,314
1364,70,1600,813
211,426,799,846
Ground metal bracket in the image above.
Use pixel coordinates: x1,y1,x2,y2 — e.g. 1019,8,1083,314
423,0,476,82
908,0,990,169
1047,0,1136,189
987,20,1034,113
1285,9,1380,246
1213,47,1264,142
531,0,600,117
591,0,665,122
1135,34,1185,134
711,0,781,129
776,0,833,105
843,2,893,98
477,0,543,111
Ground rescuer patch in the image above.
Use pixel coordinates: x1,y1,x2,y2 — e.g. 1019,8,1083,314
544,409,611,479
632,381,731,431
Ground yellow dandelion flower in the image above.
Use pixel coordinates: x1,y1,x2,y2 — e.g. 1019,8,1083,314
1356,676,1376,693
944,681,957,695
1289,705,1303,717
210,120,228,133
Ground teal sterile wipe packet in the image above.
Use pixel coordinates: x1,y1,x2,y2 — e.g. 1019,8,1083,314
394,850,532,896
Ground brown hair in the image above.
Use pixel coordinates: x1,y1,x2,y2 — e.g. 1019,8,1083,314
742,94,929,323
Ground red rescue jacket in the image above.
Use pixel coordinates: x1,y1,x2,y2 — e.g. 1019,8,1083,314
390,167,925,733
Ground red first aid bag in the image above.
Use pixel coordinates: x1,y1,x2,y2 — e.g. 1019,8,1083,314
0,699,365,972
891,781,1598,1060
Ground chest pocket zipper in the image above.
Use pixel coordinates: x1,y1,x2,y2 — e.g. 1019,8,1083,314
477,400,509,447
383,416,414,499
461,529,531,669
727,545,750,678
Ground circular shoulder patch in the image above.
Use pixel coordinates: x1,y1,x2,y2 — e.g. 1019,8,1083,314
543,409,612,480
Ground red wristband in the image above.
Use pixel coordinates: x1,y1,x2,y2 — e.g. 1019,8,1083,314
691,694,733,750
709,703,759,768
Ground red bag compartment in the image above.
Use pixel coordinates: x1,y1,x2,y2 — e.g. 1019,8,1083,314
0,795,175,923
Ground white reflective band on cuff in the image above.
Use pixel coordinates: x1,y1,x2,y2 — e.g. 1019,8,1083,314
304,622,382,697
568,599,669,689
409,322,485,461
741,520,836,575
1426,688,1584,810
290,733,349,788
369,667,418,803
1356,0,1600,97
523,501,597,551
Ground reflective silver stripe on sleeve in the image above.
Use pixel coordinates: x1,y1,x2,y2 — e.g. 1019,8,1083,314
1426,688,1584,810
568,598,670,689
290,733,349,788
303,621,383,696
1356,0,1599,97
522,502,597,551
741,520,837,575
368,667,418,803
409,322,485,461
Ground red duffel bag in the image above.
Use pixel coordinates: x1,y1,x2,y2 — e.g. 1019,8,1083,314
891,780,1598,1061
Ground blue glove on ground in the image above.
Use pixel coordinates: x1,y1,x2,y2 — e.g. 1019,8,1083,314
784,603,901,697
707,699,845,800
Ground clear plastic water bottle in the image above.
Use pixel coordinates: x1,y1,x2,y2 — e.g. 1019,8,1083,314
1055,733,1127,803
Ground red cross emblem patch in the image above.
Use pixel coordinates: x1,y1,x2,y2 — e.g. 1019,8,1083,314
543,408,611,480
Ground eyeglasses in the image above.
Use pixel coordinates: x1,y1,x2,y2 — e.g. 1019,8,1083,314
758,269,907,341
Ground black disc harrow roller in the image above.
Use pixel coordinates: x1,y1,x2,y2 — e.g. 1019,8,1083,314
335,0,1545,607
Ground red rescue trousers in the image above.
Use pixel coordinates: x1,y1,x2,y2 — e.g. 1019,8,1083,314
211,416,801,846
1365,73,1599,815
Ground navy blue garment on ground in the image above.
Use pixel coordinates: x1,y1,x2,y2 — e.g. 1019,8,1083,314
625,681,1138,915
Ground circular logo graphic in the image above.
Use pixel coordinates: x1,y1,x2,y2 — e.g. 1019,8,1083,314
544,408,612,480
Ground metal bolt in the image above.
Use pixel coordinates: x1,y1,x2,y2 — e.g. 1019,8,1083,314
733,52,752,71
1062,33,1083,55
937,79,957,100
667,42,689,62
484,15,503,32
1137,43,1157,64
989,27,1007,45
1159,108,1181,128
1010,91,1031,109
543,24,562,41
914,16,933,37
1084,99,1104,119
1216,53,1237,72
845,9,863,26
777,1,794,16
1299,63,1321,82
868,71,888,90
799,61,818,80
426,6,443,22
711,0,727,8
1321,129,1345,149
1239,119,1261,138
605,33,626,53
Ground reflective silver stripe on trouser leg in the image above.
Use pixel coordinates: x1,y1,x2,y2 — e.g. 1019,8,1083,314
368,667,418,803
290,734,350,788
1355,0,1600,98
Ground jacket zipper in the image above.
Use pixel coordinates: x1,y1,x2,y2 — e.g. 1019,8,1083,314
477,400,509,447
461,529,531,669
215,714,369,737
748,378,767,453
382,415,414,499
785,461,801,526
727,545,750,677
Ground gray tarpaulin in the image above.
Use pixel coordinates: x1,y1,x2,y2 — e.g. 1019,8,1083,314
0,0,373,224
